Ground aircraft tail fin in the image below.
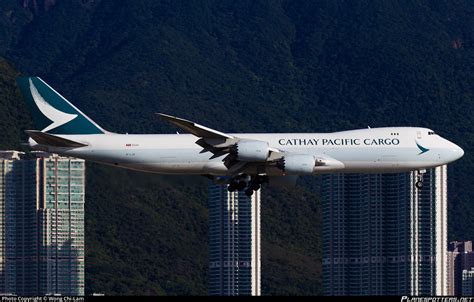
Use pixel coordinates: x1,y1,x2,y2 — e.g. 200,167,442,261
17,77,107,135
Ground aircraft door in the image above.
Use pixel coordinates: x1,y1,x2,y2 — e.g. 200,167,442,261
417,131,422,139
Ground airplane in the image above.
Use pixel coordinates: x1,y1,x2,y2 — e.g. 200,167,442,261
17,77,464,196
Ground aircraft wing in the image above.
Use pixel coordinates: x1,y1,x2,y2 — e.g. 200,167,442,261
158,113,344,174
157,113,233,140
158,113,241,159
158,113,281,169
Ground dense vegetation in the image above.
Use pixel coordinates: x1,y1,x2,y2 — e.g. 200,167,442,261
1,0,474,295
0,58,31,148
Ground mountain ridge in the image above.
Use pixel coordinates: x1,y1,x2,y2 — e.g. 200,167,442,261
0,0,473,295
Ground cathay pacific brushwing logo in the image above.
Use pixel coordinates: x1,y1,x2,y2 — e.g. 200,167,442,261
416,141,430,155
29,79,77,132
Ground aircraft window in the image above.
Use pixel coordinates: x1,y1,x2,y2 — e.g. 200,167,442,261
428,131,436,135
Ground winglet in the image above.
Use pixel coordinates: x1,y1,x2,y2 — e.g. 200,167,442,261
25,130,88,148
157,113,233,139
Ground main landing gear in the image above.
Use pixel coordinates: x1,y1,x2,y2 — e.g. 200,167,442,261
228,174,268,197
415,169,426,189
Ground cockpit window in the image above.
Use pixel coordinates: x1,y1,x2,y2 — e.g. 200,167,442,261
428,131,436,135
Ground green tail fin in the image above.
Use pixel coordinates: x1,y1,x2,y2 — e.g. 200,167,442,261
17,77,106,135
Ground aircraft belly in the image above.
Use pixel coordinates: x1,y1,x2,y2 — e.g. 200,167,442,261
124,162,206,174
64,148,209,173
120,148,210,174
339,161,440,173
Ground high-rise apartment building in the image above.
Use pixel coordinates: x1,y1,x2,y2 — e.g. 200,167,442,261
208,183,260,296
462,268,474,296
447,241,474,295
0,151,85,295
322,166,447,296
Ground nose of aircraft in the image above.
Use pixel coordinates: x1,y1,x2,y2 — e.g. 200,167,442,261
448,142,464,162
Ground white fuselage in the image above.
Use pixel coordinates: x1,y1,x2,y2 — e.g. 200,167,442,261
31,127,464,176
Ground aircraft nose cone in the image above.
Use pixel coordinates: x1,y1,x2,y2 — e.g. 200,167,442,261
453,144,464,160
448,143,464,162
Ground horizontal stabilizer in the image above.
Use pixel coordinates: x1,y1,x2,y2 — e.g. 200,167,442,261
25,130,88,148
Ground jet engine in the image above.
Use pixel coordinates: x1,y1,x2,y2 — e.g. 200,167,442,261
231,140,270,162
276,154,316,175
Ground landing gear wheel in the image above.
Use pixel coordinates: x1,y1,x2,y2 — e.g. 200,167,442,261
244,188,254,197
228,182,238,192
415,180,423,189
237,181,247,191
250,182,261,191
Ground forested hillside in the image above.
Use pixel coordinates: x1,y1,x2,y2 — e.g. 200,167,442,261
0,58,31,148
0,0,474,295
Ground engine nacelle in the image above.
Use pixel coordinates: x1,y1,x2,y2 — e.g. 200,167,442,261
277,154,316,175
231,140,270,162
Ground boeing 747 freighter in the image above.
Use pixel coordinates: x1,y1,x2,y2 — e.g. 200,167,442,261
18,77,464,196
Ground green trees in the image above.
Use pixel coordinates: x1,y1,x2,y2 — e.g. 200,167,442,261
0,58,31,149
1,0,474,295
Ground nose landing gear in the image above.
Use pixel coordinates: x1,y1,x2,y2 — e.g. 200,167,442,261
415,179,423,189
415,169,426,189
